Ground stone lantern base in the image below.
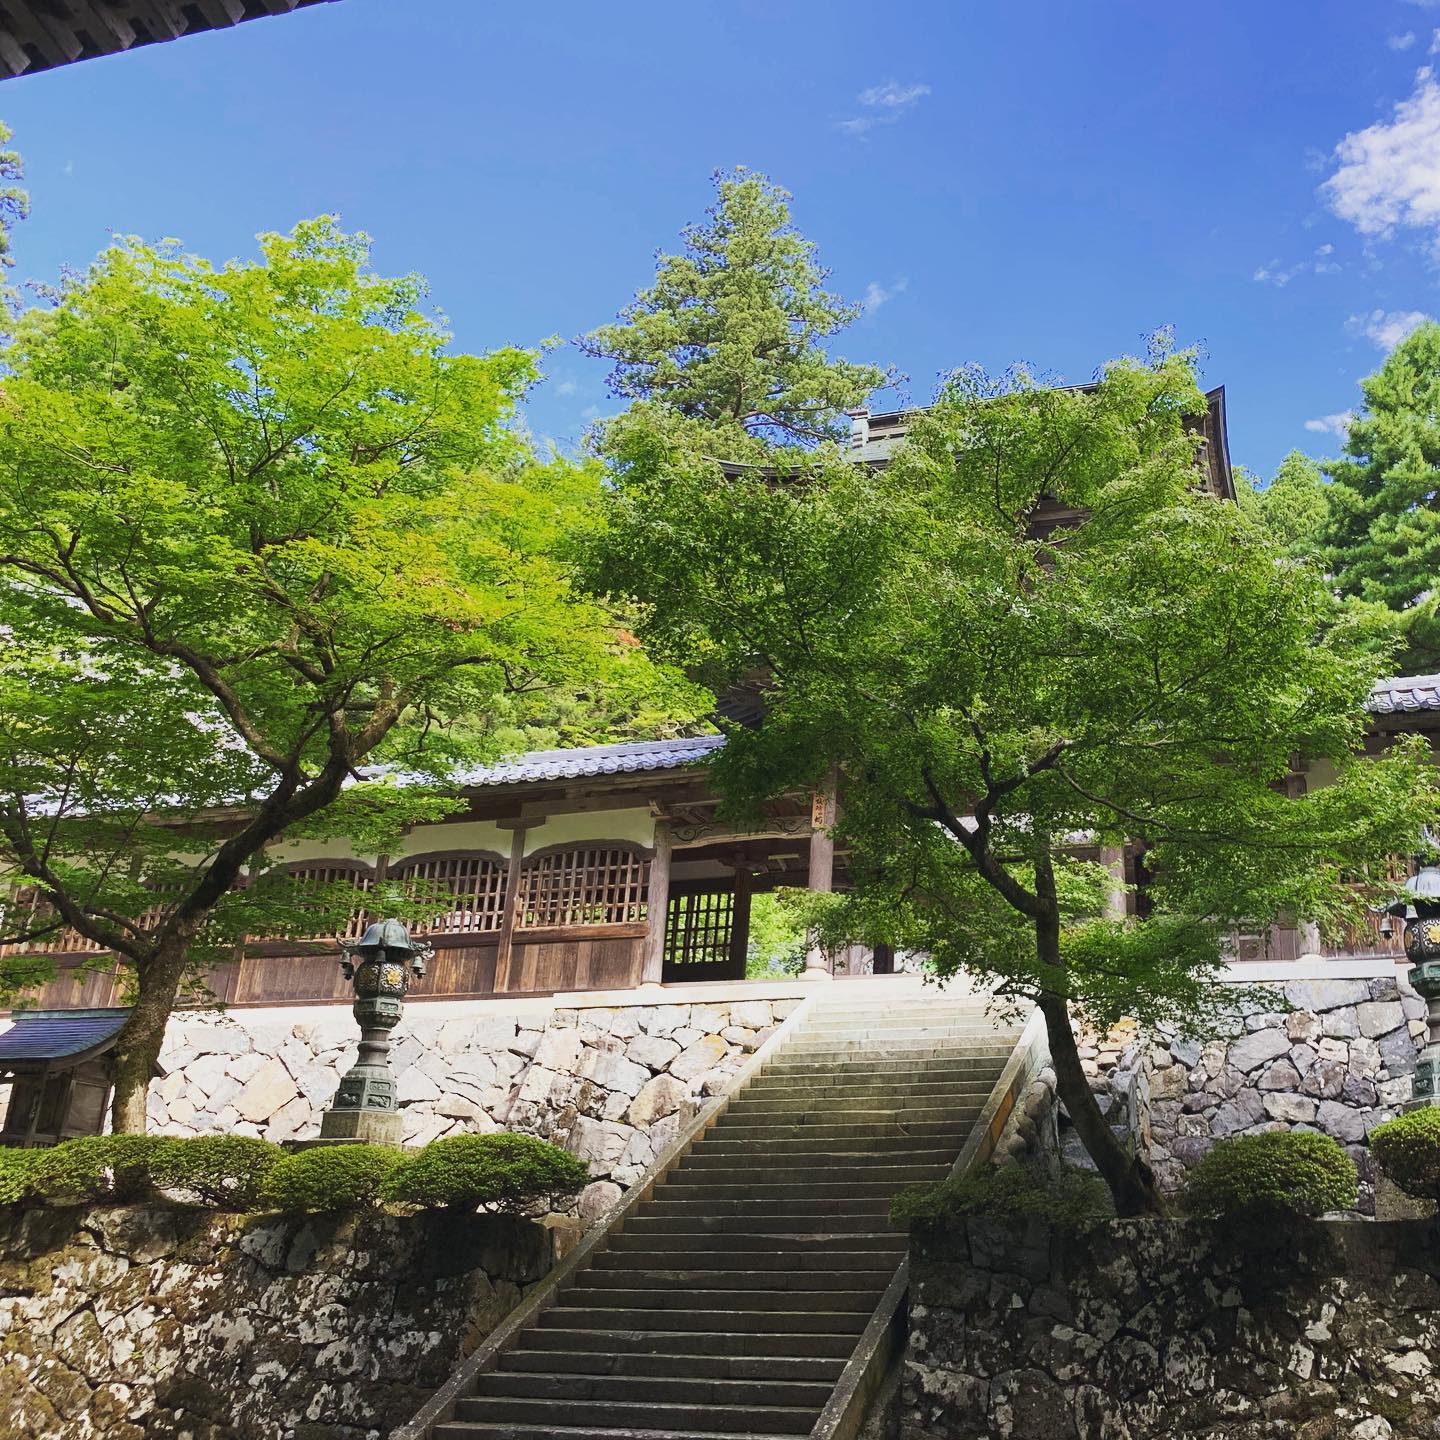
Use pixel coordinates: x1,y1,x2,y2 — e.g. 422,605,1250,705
317,1107,403,1146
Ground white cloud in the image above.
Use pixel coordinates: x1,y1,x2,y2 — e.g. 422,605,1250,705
1390,31,1418,50
838,80,930,136
858,82,931,108
1432,28,1440,54
862,277,908,312
554,378,578,397
1346,307,1434,348
1251,244,1341,285
1321,67,1440,247
1304,411,1355,437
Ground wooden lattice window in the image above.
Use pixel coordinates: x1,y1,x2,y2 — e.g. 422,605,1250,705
0,887,118,956
664,888,734,968
518,845,649,929
269,862,375,941
395,852,507,936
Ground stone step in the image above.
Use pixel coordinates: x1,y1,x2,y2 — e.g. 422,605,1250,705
721,1103,984,1125
762,1057,1008,1079
655,1179,925,1202
709,1119,972,1142
538,1306,871,1335
802,1024,1008,1040
496,1348,847,1383
663,1166,947,1191
438,1419,803,1440
695,1135,961,1157
618,1214,902,1236
590,1248,900,1277
520,1327,861,1359
780,1043,1014,1063
602,1232,907,1258
739,1078,993,1100
641,1194,891,1216
447,1396,817,1437
576,1267,894,1293
469,1370,836,1409
555,1286,880,1314
677,1148,956,1172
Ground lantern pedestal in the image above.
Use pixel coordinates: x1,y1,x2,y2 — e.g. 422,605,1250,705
1406,956,1440,1112
316,919,431,1148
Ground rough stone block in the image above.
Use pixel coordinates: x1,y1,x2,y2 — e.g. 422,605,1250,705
628,1074,689,1127
1283,979,1372,1012
533,1027,584,1073
579,1049,650,1097
1356,1001,1406,1039
1263,1093,1317,1124
625,1034,681,1071
234,1059,299,1125
669,1035,730,1081
1226,1029,1291,1074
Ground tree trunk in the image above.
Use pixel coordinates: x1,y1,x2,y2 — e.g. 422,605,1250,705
109,933,193,1133
1031,847,1164,1217
1037,991,1164,1217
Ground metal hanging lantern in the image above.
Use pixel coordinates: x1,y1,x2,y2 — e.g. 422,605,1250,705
318,918,432,1144
1379,834,1440,1108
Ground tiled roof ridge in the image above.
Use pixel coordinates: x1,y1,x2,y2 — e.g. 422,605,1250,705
454,733,725,787
1369,673,1440,714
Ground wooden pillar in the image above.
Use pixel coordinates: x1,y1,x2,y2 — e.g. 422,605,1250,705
1100,845,1127,922
494,821,530,992
640,820,672,986
803,772,838,980
728,852,752,977
872,941,895,975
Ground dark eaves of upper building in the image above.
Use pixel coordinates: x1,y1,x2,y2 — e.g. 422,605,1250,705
0,0,337,80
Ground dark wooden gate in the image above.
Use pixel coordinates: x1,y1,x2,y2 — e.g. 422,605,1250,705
661,882,745,983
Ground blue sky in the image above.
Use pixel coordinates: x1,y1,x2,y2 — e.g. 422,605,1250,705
5,0,1440,479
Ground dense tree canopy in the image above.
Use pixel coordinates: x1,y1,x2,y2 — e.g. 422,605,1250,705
588,351,1439,1213
0,218,694,1129
580,169,892,455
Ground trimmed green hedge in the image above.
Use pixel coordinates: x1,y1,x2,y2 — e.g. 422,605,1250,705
891,1162,1113,1229
258,1143,401,1213
1370,1108,1440,1202
30,1135,170,1205
1184,1131,1358,1219
0,1147,44,1205
380,1132,589,1213
149,1135,285,1210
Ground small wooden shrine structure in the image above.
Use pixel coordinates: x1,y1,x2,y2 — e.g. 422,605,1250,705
0,1008,127,1145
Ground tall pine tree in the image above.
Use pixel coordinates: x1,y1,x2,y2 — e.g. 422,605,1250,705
580,169,892,456
1326,321,1440,673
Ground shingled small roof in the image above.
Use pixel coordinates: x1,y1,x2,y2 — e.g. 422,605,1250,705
1369,674,1440,716
453,735,725,788
0,1008,129,1066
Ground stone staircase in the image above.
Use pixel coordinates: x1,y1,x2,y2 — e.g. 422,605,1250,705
432,985,1018,1440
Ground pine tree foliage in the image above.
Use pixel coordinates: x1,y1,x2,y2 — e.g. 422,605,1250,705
580,169,892,453
1325,321,1440,673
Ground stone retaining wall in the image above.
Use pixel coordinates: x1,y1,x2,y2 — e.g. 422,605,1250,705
903,1215,1440,1439
1073,974,1425,1213
0,1203,553,1440
145,994,802,1217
